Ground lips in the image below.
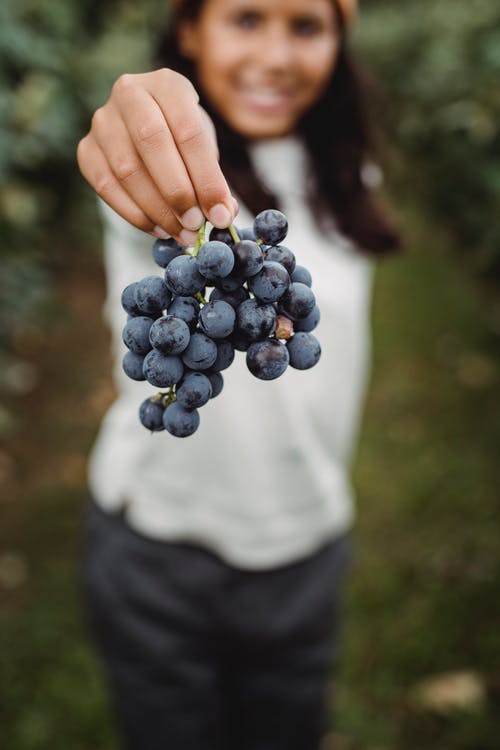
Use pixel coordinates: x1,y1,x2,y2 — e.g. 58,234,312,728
236,85,296,114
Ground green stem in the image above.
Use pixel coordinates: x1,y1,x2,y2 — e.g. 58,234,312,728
196,292,207,306
193,220,207,256
229,224,240,244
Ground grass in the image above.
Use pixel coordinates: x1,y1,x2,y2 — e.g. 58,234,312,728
0,204,499,749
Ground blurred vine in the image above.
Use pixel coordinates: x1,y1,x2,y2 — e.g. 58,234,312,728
0,0,499,428
355,0,500,279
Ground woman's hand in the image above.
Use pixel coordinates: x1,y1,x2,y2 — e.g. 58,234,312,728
76,68,238,245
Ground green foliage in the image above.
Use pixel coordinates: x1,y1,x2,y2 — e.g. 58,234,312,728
355,0,500,278
0,0,163,408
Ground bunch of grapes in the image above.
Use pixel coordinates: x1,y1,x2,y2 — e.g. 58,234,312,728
121,209,321,437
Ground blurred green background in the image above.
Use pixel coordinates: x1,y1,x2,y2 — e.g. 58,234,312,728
0,0,499,748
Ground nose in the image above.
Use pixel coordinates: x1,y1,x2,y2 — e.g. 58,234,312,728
257,22,295,71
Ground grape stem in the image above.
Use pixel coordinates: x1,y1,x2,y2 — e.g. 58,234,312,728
229,224,240,244
193,220,207,256
152,388,176,407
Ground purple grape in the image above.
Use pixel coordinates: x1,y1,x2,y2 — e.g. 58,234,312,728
213,267,246,292
294,305,320,333
122,316,154,354
196,241,234,279
246,339,289,380
253,209,288,245
230,331,250,352
207,371,224,398
199,300,236,339
163,402,200,437
290,265,312,287
209,226,239,246
139,397,165,431
286,332,321,370
247,261,290,303
264,245,296,275
149,315,191,354
167,296,200,332
121,282,141,316
165,255,205,296
236,298,276,341
122,350,146,381
280,282,316,321
209,285,249,310
134,276,171,316
175,372,212,409
143,350,184,387
152,237,185,268
238,227,256,241
211,339,235,371
233,240,264,278
181,332,218,370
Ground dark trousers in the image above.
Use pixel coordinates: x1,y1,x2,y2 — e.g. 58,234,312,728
81,500,352,750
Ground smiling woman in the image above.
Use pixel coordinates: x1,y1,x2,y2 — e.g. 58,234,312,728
77,1,399,748
177,0,342,139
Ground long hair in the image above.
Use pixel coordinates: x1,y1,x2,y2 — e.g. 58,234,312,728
154,1,400,254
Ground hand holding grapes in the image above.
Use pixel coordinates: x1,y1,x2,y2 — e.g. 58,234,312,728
76,68,238,246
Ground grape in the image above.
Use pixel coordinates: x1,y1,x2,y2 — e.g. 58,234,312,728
287,332,321,370
167,296,200,332
246,339,289,380
247,261,290,303
165,255,205,296
176,372,212,409
209,285,249,310
209,226,239,246
119,210,321,437
199,300,236,339
233,240,264,277
211,339,235,371
149,315,190,354
152,237,185,268
291,265,312,287
264,245,296,275
163,402,200,437
181,332,218,370
122,350,146,381
253,209,288,245
213,267,246,293
121,282,141,316
294,304,320,333
238,227,256,241
230,331,250,352
236,298,276,341
280,282,316,321
196,241,234,279
143,350,184,387
207,371,224,398
139,397,165,431
122,316,154,354
134,276,171,316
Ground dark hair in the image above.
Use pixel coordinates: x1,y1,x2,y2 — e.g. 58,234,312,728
154,1,400,254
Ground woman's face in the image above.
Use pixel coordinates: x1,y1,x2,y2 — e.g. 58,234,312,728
178,0,341,139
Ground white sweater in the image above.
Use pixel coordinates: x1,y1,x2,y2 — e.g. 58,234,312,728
88,135,374,569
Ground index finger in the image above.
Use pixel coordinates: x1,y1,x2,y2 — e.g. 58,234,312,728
149,72,236,228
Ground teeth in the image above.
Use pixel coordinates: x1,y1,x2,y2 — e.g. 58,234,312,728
242,88,289,104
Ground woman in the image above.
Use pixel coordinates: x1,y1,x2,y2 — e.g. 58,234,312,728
77,1,399,749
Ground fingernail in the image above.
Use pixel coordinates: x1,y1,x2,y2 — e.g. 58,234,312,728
179,228,198,246
231,197,240,217
153,225,169,240
180,207,204,231
208,203,232,228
